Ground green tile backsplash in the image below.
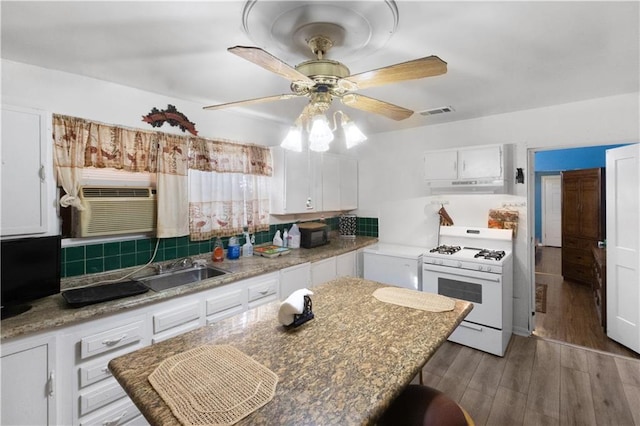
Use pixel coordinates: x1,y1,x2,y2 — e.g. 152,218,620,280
61,216,379,277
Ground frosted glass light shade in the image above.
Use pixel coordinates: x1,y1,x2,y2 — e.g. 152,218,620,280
343,121,367,148
280,126,302,152
309,114,334,152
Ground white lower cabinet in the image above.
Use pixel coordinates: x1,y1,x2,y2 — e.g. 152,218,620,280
151,299,202,344
336,251,356,277
62,311,150,425
311,257,337,287
0,333,57,425
279,262,311,300
247,272,279,309
205,287,245,324
1,259,359,425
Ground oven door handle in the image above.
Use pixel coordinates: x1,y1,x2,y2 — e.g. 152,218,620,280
423,266,501,282
459,322,483,331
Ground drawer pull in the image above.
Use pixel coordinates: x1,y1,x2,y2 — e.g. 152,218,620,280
259,289,269,295
102,334,127,346
102,367,112,376
102,410,127,426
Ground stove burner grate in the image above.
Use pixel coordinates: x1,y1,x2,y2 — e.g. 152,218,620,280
429,245,461,255
474,249,506,261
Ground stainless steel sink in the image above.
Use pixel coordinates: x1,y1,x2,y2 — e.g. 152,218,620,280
139,266,229,292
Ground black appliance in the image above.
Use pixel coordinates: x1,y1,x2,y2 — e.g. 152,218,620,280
1,235,61,319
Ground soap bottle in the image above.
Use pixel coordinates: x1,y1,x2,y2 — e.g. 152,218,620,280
282,228,289,248
243,232,253,257
212,237,224,262
273,230,283,246
289,224,300,249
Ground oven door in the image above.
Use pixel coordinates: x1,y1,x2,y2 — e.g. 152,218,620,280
422,263,503,329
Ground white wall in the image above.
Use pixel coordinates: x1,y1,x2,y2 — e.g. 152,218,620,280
1,60,287,145
355,92,640,335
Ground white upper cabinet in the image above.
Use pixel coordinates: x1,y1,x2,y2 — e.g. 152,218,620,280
339,156,358,211
424,144,511,193
271,148,322,214
1,105,49,236
424,149,458,181
424,145,504,181
271,148,358,214
321,153,341,212
458,145,504,180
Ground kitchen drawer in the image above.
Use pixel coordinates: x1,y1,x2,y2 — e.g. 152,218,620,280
206,288,244,317
562,262,593,283
79,360,113,388
80,321,145,360
248,277,278,303
563,248,592,266
152,301,200,334
563,236,595,250
152,321,200,344
79,395,142,426
448,321,509,357
79,379,126,416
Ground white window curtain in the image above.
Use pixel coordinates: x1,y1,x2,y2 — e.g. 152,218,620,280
188,138,272,241
53,114,271,241
156,134,189,238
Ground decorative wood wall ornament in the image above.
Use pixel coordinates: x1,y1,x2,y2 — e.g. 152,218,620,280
142,104,198,136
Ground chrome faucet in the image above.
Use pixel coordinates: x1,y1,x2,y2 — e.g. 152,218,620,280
156,257,193,274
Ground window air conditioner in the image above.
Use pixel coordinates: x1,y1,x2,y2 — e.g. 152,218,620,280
73,187,157,237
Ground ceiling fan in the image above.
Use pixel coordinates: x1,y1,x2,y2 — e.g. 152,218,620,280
203,35,447,122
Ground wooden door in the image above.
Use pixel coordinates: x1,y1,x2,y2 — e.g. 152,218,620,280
606,144,640,352
579,173,603,239
561,168,604,285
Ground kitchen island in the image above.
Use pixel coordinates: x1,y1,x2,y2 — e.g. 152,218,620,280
109,277,473,425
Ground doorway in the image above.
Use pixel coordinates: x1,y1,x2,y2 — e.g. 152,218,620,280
530,145,639,359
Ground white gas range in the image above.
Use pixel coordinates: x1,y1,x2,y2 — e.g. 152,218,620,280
422,226,514,356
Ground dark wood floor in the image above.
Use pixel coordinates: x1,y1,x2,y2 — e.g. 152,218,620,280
415,247,640,425
533,246,639,359
421,335,640,426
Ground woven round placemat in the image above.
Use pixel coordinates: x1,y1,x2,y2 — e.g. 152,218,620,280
148,345,278,426
373,287,456,312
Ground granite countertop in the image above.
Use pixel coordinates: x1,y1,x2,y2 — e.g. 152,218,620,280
1,236,377,341
109,277,473,426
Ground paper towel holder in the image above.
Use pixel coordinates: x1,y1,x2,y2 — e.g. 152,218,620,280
285,295,314,329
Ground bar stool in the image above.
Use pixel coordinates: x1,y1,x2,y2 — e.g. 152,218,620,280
378,384,474,426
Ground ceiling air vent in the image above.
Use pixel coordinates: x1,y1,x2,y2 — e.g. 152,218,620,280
419,106,455,116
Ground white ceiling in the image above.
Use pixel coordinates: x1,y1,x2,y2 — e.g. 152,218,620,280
2,1,638,137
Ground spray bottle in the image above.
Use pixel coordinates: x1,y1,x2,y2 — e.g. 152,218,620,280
243,231,253,257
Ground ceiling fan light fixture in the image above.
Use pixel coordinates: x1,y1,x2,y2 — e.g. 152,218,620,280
280,125,303,152
308,114,334,152
340,113,367,149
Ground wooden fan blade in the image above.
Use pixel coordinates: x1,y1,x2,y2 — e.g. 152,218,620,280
203,94,300,111
345,55,447,90
228,46,314,85
341,94,414,121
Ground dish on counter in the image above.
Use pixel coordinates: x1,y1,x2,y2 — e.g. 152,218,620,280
254,245,291,258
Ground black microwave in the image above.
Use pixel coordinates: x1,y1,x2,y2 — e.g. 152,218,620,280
298,222,329,248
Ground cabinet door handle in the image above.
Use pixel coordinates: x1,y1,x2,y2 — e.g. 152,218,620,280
102,334,127,346
39,165,46,182
47,370,55,397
